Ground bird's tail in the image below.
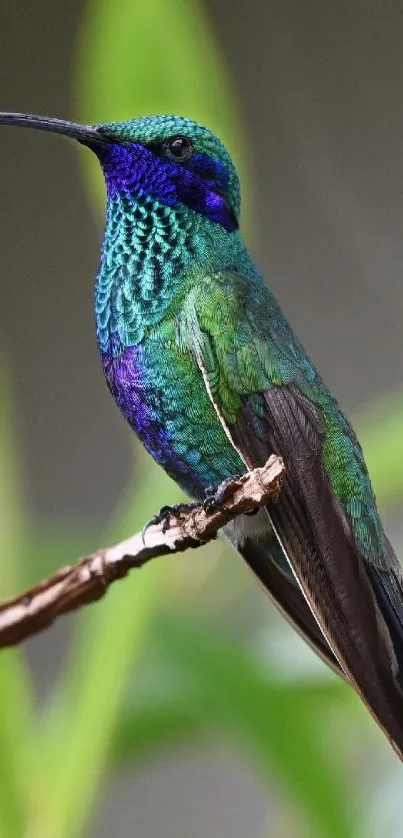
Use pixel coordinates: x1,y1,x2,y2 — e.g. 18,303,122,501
366,536,403,693
226,518,403,759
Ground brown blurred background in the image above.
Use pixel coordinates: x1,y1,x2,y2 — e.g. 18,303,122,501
1,2,402,835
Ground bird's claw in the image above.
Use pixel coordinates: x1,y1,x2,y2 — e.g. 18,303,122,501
141,502,198,545
203,474,244,512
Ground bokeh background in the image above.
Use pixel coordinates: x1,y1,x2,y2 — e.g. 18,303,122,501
1,2,403,837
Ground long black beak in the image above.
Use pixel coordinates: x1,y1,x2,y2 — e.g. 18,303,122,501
0,112,104,147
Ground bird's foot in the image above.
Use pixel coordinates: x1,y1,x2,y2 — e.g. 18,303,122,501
203,475,259,516
141,502,198,544
203,475,244,512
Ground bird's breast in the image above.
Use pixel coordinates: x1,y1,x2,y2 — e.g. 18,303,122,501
100,338,245,498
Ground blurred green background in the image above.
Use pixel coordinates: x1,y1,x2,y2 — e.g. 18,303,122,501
1,1,403,836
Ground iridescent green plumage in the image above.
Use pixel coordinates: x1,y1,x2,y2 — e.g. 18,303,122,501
1,109,403,759
178,269,383,560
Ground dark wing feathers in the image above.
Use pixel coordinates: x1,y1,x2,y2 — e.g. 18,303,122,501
367,537,403,691
237,385,403,756
229,389,345,675
223,382,345,674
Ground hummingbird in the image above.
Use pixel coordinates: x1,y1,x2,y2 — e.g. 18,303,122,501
1,110,403,757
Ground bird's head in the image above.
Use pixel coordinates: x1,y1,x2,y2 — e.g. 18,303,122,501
0,112,240,232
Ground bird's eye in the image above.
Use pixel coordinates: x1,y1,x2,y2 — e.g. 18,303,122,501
165,136,194,161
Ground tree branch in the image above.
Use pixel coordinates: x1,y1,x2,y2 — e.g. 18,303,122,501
0,455,284,649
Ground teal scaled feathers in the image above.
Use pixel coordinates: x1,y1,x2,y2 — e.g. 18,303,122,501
1,109,403,759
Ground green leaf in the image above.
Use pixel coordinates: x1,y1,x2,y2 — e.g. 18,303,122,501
110,640,353,772
112,685,208,765
157,616,357,838
0,363,34,837
357,391,403,508
0,654,33,838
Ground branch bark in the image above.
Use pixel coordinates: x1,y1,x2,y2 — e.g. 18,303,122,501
0,455,284,649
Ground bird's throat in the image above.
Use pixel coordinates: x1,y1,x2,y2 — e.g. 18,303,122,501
95,190,245,356
95,191,198,355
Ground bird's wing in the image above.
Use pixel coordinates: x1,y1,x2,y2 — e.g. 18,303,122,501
180,271,403,757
